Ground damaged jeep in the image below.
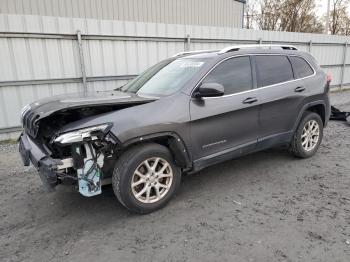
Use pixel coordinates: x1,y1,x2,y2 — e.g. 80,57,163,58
19,45,331,214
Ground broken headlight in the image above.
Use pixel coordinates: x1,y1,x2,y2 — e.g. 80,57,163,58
54,124,111,144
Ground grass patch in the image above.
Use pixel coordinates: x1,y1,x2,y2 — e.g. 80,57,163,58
331,87,350,93
0,139,18,144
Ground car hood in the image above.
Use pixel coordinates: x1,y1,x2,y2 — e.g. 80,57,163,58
22,90,157,120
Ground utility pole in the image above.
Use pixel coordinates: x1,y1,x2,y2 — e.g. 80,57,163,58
325,0,331,34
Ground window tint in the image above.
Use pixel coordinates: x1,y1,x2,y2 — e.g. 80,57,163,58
289,56,314,78
255,55,294,87
203,56,252,95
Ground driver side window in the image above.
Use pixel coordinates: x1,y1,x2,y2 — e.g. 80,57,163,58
203,56,253,95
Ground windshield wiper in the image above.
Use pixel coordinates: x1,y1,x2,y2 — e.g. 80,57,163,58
114,85,125,91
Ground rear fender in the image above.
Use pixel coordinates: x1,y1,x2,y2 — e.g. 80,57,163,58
293,100,327,132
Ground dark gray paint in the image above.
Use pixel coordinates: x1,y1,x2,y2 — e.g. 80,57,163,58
22,48,330,173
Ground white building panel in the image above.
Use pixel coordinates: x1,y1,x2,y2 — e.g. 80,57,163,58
0,13,349,136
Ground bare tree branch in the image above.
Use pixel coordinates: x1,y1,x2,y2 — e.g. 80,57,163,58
245,0,325,33
329,0,350,35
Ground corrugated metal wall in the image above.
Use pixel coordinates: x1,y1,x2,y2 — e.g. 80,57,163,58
0,0,244,28
0,13,350,140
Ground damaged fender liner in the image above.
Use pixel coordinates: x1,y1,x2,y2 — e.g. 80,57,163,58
19,132,62,191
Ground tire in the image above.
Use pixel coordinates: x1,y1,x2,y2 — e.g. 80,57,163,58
112,143,181,214
290,111,323,158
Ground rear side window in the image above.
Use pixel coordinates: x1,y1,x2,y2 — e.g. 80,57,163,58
255,55,294,87
203,56,252,95
289,56,314,78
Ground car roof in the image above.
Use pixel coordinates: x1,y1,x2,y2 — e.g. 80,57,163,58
175,44,308,60
176,45,318,69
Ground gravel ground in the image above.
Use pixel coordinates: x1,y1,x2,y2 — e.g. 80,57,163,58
1,91,350,262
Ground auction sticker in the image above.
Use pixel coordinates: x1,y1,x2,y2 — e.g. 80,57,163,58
180,61,204,68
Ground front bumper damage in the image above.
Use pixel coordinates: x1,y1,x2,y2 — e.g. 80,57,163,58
19,132,108,196
19,133,61,191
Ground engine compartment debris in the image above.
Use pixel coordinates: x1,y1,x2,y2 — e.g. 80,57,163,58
75,143,104,197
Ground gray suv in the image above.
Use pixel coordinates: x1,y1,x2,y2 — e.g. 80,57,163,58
19,45,330,214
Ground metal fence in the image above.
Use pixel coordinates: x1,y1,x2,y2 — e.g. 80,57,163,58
1,14,350,140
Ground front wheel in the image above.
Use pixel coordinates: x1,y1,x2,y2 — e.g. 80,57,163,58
290,111,323,158
112,143,181,214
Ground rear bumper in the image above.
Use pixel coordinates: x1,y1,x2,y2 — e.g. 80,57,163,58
18,133,61,190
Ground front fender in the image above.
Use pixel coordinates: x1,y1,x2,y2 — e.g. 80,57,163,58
122,132,192,170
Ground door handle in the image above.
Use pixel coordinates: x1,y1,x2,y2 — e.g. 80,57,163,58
294,86,306,92
243,97,258,104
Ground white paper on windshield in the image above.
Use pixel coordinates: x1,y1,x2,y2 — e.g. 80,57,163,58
180,61,204,68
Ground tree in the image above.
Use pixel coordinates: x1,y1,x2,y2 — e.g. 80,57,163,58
258,0,282,31
329,0,350,35
279,0,324,33
244,0,259,29
245,0,324,33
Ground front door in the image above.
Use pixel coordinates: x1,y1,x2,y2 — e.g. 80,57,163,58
189,56,260,162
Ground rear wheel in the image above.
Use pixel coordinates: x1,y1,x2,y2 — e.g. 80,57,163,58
290,111,323,158
112,143,181,214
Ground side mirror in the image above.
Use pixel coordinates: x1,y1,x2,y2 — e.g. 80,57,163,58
193,83,225,99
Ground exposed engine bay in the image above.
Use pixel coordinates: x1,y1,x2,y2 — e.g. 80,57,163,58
54,142,105,196
53,132,114,197
37,121,118,197
34,103,146,144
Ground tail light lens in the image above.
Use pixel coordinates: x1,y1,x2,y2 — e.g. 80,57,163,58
326,73,332,83
325,73,332,93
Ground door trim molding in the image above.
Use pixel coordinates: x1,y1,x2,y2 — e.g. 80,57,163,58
192,140,257,172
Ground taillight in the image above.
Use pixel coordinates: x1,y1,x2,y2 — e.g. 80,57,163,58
326,73,332,83
325,73,332,93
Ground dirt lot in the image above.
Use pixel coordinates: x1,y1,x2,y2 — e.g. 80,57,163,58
1,91,350,262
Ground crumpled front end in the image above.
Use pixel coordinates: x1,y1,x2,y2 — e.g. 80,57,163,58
19,133,61,191
19,122,119,197
18,91,156,196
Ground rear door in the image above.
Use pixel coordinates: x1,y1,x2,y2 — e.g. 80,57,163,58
254,55,312,146
189,56,260,160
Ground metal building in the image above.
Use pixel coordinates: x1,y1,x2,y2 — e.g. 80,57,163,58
1,0,350,141
0,0,245,28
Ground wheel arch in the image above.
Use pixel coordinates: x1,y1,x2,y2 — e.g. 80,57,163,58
293,100,326,132
306,104,326,125
120,132,192,170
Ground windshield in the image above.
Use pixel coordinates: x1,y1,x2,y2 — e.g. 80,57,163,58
122,58,207,97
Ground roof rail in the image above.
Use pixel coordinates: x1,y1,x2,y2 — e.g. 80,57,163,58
172,49,218,57
218,44,298,54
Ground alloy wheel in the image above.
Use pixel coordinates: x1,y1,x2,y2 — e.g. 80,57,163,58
301,120,320,151
131,157,173,203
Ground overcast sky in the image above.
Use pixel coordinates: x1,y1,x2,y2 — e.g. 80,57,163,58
316,0,328,15
315,0,350,16
316,0,333,17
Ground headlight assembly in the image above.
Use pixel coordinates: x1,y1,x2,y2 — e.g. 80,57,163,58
54,124,111,144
